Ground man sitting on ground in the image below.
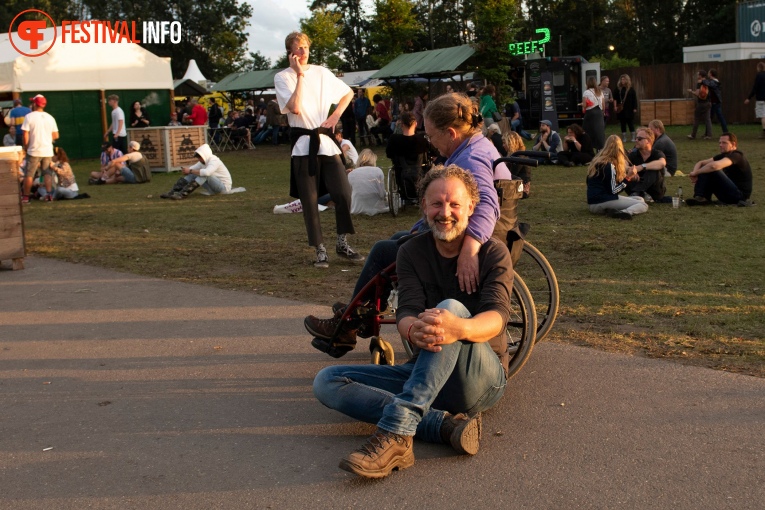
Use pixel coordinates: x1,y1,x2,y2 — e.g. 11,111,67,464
95,141,151,184
313,164,512,479
531,120,562,163
334,125,359,168
90,143,124,183
160,143,233,200
686,132,752,206
625,126,666,202
648,120,678,177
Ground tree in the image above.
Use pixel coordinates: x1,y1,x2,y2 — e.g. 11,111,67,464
367,0,422,67
248,50,272,71
310,0,370,71
300,8,343,70
589,52,640,70
472,0,521,102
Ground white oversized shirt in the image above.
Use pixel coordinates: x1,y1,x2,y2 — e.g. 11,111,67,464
348,166,388,216
21,111,58,157
582,89,604,111
274,65,351,157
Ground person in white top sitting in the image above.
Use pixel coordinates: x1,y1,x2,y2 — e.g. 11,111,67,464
160,143,233,200
334,125,359,168
348,149,389,216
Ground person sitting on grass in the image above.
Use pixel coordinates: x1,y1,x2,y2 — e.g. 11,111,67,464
586,135,646,220
3,126,16,147
348,149,388,216
624,126,666,203
39,147,81,201
648,120,678,177
686,132,753,207
94,141,151,185
313,164,512,479
531,120,562,164
160,143,233,200
556,124,593,167
90,143,124,184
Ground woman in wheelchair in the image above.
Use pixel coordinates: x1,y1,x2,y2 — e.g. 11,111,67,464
386,111,430,204
305,92,513,356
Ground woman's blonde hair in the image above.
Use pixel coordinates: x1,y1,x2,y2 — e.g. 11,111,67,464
588,135,627,181
356,148,377,168
423,93,481,137
619,74,632,90
502,130,525,154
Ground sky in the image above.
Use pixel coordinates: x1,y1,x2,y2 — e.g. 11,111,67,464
245,0,311,64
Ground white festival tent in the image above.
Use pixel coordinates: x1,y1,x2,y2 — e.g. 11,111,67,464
181,59,207,84
0,26,173,93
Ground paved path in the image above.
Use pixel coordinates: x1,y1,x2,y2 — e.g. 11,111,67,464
1,257,763,509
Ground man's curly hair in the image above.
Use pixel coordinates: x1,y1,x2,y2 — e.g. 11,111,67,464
417,164,481,207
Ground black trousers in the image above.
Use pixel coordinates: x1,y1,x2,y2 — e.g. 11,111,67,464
625,170,665,201
294,155,355,247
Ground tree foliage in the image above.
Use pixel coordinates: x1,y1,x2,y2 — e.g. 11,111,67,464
300,8,343,70
472,0,521,102
247,51,272,71
367,0,422,68
310,0,370,71
589,52,640,70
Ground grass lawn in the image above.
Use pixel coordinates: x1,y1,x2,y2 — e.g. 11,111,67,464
16,124,765,377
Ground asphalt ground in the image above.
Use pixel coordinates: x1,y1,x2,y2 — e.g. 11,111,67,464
1,257,763,509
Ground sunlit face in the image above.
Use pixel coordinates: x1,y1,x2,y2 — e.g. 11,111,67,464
290,39,310,66
719,136,736,153
423,177,474,243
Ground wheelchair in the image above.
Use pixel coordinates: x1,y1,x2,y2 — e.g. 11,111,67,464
386,153,431,217
323,152,559,380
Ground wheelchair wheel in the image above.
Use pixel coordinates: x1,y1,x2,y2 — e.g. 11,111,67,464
387,167,401,217
514,242,560,343
370,336,395,366
506,274,537,380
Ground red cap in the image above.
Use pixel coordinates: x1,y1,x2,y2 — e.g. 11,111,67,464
30,94,47,107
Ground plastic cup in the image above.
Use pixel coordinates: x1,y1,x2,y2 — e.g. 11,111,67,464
672,196,680,208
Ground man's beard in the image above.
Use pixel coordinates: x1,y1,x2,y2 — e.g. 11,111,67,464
427,213,468,243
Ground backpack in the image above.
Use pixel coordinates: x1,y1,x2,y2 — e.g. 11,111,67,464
698,83,709,101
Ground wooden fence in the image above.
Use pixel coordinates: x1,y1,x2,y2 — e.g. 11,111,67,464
603,58,763,126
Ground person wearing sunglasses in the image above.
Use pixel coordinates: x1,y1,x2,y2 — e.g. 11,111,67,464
624,126,667,203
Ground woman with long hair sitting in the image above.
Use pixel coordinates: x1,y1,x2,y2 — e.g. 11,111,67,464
586,135,647,220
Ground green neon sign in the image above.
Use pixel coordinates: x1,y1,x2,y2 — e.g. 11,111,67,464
509,28,551,56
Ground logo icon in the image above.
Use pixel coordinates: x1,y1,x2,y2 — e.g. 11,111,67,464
9,9,56,57
752,20,762,39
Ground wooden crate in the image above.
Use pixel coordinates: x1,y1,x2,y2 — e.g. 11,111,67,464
639,100,655,125
128,126,207,172
654,100,672,125
670,99,695,125
128,128,164,170
0,148,25,270
168,126,206,168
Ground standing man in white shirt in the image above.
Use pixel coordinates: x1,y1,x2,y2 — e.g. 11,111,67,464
104,94,127,154
274,31,363,268
20,94,59,204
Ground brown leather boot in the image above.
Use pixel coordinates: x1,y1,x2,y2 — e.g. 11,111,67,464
440,413,482,455
338,429,414,479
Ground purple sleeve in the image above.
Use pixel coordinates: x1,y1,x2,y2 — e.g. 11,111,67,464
447,138,500,244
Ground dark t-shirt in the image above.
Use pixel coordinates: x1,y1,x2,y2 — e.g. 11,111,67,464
386,133,429,163
652,134,678,173
628,147,665,169
396,233,513,371
715,150,753,200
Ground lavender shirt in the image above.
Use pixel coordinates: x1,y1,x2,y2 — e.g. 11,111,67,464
413,134,509,244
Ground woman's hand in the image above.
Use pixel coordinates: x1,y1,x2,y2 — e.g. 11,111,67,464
456,236,481,294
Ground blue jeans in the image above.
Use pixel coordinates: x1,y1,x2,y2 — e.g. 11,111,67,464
710,103,728,133
693,171,743,204
313,299,507,441
184,174,226,195
119,167,137,183
511,118,532,140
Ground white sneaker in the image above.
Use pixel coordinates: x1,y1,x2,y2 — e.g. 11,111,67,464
273,201,303,214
